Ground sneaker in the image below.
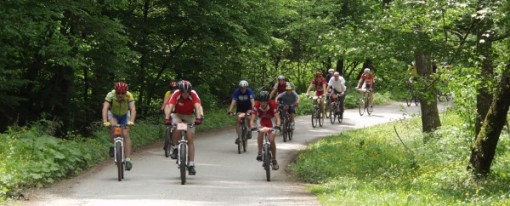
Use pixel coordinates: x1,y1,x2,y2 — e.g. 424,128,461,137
272,159,279,170
256,153,262,161
188,165,196,175
170,148,178,159
235,137,240,144
125,159,133,171
109,146,114,157
247,132,252,139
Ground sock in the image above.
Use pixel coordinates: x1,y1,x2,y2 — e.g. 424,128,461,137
125,157,131,161
188,161,194,166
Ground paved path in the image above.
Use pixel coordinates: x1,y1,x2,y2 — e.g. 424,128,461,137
23,102,432,206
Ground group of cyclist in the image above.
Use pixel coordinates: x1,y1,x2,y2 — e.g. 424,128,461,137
100,67,374,177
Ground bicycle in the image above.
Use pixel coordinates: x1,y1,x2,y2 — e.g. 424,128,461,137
233,112,250,154
357,88,373,116
252,127,279,182
311,96,324,128
111,125,126,181
406,83,419,107
329,93,343,124
163,124,172,157
171,122,196,185
278,103,293,142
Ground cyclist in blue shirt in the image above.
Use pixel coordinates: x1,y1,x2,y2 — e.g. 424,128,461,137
228,80,255,144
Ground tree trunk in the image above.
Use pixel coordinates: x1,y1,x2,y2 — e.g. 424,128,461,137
468,65,510,178
336,59,344,75
415,52,441,133
475,19,494,137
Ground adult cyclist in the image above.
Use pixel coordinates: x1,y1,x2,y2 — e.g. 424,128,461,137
270,75,295,100
276,84,300,129
356,68,375,108
227,80,255,144
325,68,335,82
160,81,177,111
164,80,204,175
327,72,347,119
250,91,281,170
306,71,327,117
102,82,136,171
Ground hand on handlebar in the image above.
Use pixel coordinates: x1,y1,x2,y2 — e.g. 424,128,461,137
127,121,135,126
103,121,110,127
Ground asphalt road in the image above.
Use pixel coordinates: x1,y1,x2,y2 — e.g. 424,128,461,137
22,102,434,206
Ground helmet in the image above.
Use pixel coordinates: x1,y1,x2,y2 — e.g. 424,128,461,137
285,83,293,90
169,81,177,89
364,68,370,73
114,82,128,94
178,80,192,93
277,75,285,80
328,68,334,73
256,91,270,102
239,80,249,87
315,71,323,77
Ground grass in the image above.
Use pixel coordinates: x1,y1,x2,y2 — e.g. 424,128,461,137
290,111,510,205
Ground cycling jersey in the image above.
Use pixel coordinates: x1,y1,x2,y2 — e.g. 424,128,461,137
253,100,278,128
276,91,299,105
360,73,374,85
105,90,135,116
273,82,295,94
167,90,201,115
328,77,346,93
164,90,172,100
231,88,255,112
311,78,327,91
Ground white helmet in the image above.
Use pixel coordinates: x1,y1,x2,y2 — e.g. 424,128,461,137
364,68,370,73
328,68,334,73
239,80,249,87
277,75,285,80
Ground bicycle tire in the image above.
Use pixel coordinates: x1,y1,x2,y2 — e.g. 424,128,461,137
242,127,247,153
179,143,187,185
367,95,373,115
329,104,335,124
288,121,293,141
237,127,242,154
358,98,365,116
164,127,171,157
263,144,271,182
319,107,324,127
116,142,123,181
311,107,317,128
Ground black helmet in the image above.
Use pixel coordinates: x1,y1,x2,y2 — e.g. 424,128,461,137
257,91,270,102
178,80,192,92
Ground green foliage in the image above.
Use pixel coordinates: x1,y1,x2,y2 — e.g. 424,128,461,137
290,112,510,205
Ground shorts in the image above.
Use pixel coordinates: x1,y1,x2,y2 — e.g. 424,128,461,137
259,118,274,134
236,104,252,113
108,111,129,126
314,90,325,97
171,113,196,133
280,104,296,114
364,84,374,92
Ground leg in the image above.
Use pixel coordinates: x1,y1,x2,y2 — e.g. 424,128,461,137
123,128,132,158
187,131,195,162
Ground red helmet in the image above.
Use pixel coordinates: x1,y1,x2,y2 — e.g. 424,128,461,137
178,80,192,92
169,81,177,90
114,82,128,94
315,71,323,77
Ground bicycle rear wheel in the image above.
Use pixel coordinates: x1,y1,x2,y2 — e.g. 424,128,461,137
115,142,123,181
367,95,373,115
311,107,318,128
237,127,242,154
242,127,247,153
263,145,271,182
179,144,187,185
164,127,172,157
358,98,365,116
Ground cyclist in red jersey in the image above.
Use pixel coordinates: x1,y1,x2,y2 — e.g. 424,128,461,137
163,80,204,175
250,91,281,170
306,71,328,116
356,68,375,107
270,75,295,100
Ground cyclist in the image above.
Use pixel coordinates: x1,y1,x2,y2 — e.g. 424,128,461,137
327,72,347,118
325,68,335,82
270,75,295,100
276,84,300,129
227,80,255,144
160,81,178,111
306,71,327,117
356,68,375,107
163,80,204,175
250,91,281,170
102,81,136,171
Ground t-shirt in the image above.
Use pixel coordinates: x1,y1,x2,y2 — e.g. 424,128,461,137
167,90,201,115
231,88,254,108
253,100,278,127
164,91,172,100
360,73,374,85
328,77,346,93
273,82,295,94
105,90,135,116
276,91,299,105
311,77,327,91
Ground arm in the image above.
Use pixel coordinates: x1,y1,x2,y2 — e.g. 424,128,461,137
227,99,236,113
129,102,136,123
269,83,278,99
102,102,110,123
275,111,281,127
165,104,175,119
194,103,203,118
305,83,313,95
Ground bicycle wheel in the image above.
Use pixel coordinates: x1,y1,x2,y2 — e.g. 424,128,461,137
358,98,365,116
179,143,187,185
329,104,335,124
311,106,317,128
237,127,242,154
164,127,171,157
367,95,373,115
263,145,271,182
242,127,247,153
288,121,293,141
115,142,123,181
319,106,324,127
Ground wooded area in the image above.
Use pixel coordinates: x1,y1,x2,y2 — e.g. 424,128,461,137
1,0,509,177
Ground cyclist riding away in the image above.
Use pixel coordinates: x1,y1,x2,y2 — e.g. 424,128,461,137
160,81,177,111
227,80,255,144
164,80,204,175
250,91,281,170
102,81,137,171
306,71,327,116
327,72,347,118
270,75,295,100
276,84,300,129
357,68,375,108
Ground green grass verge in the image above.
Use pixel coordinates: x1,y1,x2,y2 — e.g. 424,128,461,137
0,109,235,200
290,111,510,205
